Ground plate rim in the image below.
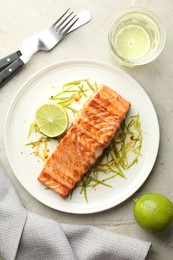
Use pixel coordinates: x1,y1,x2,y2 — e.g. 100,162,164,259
4,59,160,214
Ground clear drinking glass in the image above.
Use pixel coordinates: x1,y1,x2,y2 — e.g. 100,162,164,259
108,8,166,67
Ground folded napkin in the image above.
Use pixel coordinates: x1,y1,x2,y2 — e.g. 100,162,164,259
0,165,151,260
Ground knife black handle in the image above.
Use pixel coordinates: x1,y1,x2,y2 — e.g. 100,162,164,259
0,50,22,71
0,58,24,87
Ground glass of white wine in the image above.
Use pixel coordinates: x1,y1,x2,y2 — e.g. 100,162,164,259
108,8,166,67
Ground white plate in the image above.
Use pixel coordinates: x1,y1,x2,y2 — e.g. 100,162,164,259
4,60,159,214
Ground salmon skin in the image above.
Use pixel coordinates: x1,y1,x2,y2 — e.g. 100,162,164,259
38,85,130,198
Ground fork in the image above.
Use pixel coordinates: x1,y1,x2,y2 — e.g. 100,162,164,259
34,9,79,54
0,9,80,87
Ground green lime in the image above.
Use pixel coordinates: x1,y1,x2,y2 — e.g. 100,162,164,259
35,103,68,137
133,193,173,233
115,24,151,60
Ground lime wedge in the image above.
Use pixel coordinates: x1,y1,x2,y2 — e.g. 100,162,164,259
35,103,68,137
115,24,151,60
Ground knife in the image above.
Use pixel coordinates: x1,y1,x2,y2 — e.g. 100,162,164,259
0,10,92,87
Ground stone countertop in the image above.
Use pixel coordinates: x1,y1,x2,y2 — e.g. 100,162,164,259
0,1,173,259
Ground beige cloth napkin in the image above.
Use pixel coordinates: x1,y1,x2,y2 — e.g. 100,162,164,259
0,165,151,260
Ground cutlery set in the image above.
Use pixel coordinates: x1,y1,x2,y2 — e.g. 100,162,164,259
0,9,91,87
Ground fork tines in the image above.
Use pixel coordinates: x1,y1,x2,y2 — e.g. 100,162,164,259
53,9,79,35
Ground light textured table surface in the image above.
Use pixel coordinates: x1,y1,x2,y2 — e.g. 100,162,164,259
0,1,173,259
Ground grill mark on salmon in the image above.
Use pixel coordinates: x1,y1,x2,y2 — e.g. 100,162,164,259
38,172,70,198
76,99,121,145
41,130,90,189
38,85,130,198
70,127,103,162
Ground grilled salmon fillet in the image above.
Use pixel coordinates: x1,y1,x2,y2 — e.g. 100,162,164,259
38,85,130,198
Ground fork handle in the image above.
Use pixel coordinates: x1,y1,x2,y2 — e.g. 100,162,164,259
0,50,22,71
0,58,24,87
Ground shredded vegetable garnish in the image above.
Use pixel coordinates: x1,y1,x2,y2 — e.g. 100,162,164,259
49,79,98,114
26,79,142,202
26,119,66,161
26,122,59,161
71,114,142,202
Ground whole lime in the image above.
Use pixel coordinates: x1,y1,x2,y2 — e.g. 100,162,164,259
133,193,173,233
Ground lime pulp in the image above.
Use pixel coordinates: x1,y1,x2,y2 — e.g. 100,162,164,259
35,103,68,137
114,24,151,60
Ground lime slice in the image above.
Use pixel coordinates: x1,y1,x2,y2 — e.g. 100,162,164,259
115,24,151,60
35,103,68,137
